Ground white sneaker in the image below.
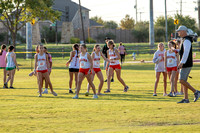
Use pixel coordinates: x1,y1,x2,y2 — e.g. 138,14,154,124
163,93,168,96
42,89,48,94
93,94,98,99
37,89,43,93
38,94,42,97
52,91,57,96
73,95,79,99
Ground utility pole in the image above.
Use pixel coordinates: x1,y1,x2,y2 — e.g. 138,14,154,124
165,0,168,42
79,0,86,43
180,0,182,15
26,22,32,59
149,0,154,46
198,0,200,29
135,0,137,22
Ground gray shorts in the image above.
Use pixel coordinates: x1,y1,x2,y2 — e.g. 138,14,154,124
179,67,192,81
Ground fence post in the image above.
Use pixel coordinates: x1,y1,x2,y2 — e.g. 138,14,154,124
62,47,64,58
199,42,200,52
24,48,26,60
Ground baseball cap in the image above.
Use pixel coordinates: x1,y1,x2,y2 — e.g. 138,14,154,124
176,25,188,32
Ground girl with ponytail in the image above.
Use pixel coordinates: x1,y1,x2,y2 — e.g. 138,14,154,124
0,44,7,88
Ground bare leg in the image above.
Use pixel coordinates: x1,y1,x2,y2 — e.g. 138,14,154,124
179,80,196,93
69,72,73,89
10,69,15,87
45,72,51,89
170,71,176,92
37,72,43,95
174,71,179,93
76,72,85,95
154,72,161,94
74,72,78,89
115,69,127,87
87,72,95,92
86,73,96,95
43,72,54,93
183,86,189,99
3,69,6,84
107,67,114,90
6,71,11,83
163,72,167,94
96,71,104,94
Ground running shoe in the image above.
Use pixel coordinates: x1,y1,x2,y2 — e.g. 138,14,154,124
104,89,110,93
52,91,57,96
153,93,157,96
97,93,105,96
179,92,184,95
168,92,174,97
93,94,98,99
38,94,42,97
9,86,14,89
85,92,89,96
104,79,107,82
124,86,129,92
3,83,8,88
73,95,79,99
194,90,200,102
29,72,34,76
173,92,177,97
37,89,43,93
111,78,114,82
163,93,168,96
177,99,189,103
69,90,73,94
42,89,48,94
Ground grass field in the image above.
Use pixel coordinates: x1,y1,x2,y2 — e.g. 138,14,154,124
0,59,200,133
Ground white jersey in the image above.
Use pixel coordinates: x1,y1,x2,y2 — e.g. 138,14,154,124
6,52,15,68
69,51,80,69
79,52,90,69
153,49,166,72
166,50,177,68
109,48,120,65
37,53,47,71
93,52,101,68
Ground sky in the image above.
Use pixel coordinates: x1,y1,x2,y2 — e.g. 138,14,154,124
72,0,199,24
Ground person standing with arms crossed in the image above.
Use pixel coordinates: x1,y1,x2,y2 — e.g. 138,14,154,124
176,26,200,103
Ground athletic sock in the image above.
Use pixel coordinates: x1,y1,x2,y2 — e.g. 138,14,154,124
69,88,72,90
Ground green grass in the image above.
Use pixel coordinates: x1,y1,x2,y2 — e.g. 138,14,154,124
1,60,200,132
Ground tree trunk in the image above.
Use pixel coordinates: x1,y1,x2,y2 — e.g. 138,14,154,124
11,32,17,46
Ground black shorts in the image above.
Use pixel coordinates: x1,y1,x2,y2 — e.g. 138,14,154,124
69,68,79,72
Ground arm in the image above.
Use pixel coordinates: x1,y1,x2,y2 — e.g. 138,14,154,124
180,40,191,64
152,52,159,64
88,53,93,70
100,52,110,62
176,53,179,66
164,51,167,68
12,53,19,71
46,54,50,69
49,54,52,68
34,54,37,73
66,51,74,67
114,49,121,60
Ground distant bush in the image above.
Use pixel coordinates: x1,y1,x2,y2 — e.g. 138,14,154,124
41,26,61,43
70,37,80,44
0,32,6,42
96,32,116,42
86,37,96,43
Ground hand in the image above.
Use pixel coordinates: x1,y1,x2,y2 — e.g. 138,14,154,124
107,59,111,63
66,62,69,67
17,67,19,71
178,63,183,69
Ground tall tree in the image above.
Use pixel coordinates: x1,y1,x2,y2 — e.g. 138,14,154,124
104,21,118,29
90,16,104,25
0,0,61,46
120,14,135,30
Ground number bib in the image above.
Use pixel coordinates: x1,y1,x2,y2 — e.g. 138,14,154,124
81,62,86,67
39,61,45,67
167,58,174,66
94,61,100,68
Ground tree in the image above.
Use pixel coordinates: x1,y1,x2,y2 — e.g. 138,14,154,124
104,21,118,29
132,21,149,42
120,14,135,30
0,0,61,46
90,16,104,25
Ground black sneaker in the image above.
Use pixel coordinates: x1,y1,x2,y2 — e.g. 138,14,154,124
10,86,14,89
104,89,110,93
111,79,114,82
69,90,73,94
177,99,190,103
194,90,200,102
104,79,107,82
124,86,129,92
3,83,8,88
168,92,174,97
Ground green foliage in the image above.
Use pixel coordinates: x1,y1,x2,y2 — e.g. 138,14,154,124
41,26,61,43
0,0,61,45
70,37,80,44
0,32,6,42
132,21,149,42
90,16,104,25
86,37,96,43
16,33,26,43
154,26,165,42
104,21,118,29
120,14,135,30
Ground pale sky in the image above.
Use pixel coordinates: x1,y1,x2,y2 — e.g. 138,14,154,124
72,0,198,24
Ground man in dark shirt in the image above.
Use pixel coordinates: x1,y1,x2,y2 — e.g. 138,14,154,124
176,25,200,103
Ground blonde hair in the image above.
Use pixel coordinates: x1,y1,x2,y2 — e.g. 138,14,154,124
157,43,164,50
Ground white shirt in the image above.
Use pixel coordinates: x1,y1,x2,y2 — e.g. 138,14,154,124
79,52,90,69
180,40,191,64
153,49,166,72
93,52,101,68
69,51,80,69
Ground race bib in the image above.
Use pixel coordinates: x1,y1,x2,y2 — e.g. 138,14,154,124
39,61,45,67
167,58,174,66
94,61,100,67
81,62,86,67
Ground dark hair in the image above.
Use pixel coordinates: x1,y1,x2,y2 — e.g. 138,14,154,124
93,44,100,52
44,46,49,54
81,44,87,49
169,41,177,49
108,40,115,47
73,43,79,57
119,42,122,46
176,39,181,44
0,44,6,55
8,45,15,52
